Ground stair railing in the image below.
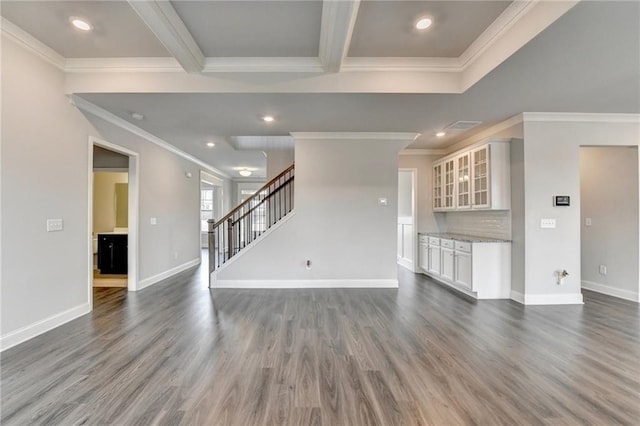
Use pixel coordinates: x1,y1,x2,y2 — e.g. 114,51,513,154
208,164,294,272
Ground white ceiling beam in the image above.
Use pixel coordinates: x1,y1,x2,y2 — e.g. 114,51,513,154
127,0,204,73
319,0,361,73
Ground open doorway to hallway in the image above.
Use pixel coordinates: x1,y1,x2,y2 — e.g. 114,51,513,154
580,146,639,302
398,169,417,271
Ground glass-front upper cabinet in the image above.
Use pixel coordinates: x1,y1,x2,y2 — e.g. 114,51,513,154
471,145,490,208
433,162,443,210
443,158,456,209
456,153,471,209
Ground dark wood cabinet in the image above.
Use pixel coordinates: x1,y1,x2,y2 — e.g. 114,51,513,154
98,234,128,274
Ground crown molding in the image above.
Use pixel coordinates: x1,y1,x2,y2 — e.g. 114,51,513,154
1,17,65,70
522,112,640,123
69,95,229,178
342,57,461,73
203,57,324,73
319,0,361,72
399,149,447,156
127,0,204,73
65,57,182,73
291,132,420,141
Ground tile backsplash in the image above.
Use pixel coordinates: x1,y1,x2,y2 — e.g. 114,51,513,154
443,210,511,240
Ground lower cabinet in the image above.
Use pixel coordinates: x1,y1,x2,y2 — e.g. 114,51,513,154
98,234,128,274
420,235,511,299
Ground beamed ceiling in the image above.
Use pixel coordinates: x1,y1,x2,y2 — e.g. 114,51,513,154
2,1,639,179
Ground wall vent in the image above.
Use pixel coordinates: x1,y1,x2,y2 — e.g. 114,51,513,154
445,121,482,131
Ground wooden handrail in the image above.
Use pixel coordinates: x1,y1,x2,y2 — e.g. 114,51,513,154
232,175,295,225
213,163,294,228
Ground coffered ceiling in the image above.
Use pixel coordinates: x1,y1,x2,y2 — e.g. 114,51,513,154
2,1,639,179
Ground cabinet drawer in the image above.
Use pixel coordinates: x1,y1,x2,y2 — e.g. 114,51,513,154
428,237,440,245
419,235,429,243
455,241,472,253
441,239,454,249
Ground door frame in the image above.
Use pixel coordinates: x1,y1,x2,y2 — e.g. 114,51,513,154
88,136,140,304
398,168,418,272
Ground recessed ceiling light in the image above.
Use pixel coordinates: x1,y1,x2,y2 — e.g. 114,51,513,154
436,131,446,137
262,115,274,123
239,169,252,177
130,112,144,121
416,17,433,30
206,142,216,148
70,17,92,31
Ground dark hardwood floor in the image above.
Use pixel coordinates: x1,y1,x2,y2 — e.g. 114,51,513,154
1,261,639,425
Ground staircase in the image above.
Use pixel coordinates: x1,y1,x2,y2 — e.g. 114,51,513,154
208,164,294,273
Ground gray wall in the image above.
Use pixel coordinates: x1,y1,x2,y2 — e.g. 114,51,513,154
216,135,408,283
93,145,129,169
397,155,444,233
510,139,526,294
1,36,98,337
397,170,413,218
580,146,639,300
266,149,294,180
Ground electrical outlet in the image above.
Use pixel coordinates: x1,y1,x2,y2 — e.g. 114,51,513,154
585,217,592,226
599,265,607,275
540,218,556,229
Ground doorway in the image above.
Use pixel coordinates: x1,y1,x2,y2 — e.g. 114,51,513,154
579,146,639,302
398,169,417,271
200,171,224,248
88,137,139,303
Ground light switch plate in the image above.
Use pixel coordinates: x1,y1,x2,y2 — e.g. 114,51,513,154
585,218,592,226
150,217,157,225
540,218,556,229
47,218,63,232
378,198,388,206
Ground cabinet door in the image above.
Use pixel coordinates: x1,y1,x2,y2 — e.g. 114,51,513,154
456,153,471,209
440,247,454,281
433,163,443,210
443,158,456,209
419,243,429,271
454,251,472,289
428,245,441,275
471,145,491,208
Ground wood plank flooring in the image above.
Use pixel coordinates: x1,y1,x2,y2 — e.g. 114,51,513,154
1,263,639,425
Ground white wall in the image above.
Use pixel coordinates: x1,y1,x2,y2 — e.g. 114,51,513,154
214,133,416,287
266,149,294,180
520,116,639,304
1,36,98,345
580,146,639,301
397,170,413,218
85,115,202,283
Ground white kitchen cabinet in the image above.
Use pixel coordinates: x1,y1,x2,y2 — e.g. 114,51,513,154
420,235,511,299
432,139,510,211
418,237,429,272
427,237,441,275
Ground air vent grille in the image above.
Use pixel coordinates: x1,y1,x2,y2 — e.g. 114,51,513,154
445,121,482,131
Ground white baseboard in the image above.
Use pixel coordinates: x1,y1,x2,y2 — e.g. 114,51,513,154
511,291,584,305
137,258,200,291
212,279,399,289
581,280,639,302
0,302,91,352
397,257,415,272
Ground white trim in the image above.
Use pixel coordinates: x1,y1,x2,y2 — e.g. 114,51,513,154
291,132,420,141
71,95,229,179
204,57,324,73
582,280,639,303
522,112,640,123
517,292,584,305
397,258,414,271
0,303,91,352
425,273,479,299
0,17,65,70
446,114,524,154
89,137,140,293
319,0,361,72
342,57,461,73
65,57,182,73
398,168,418,273
399,149,447,156
127,0,204,73
137,258,201,291
213,279,398,289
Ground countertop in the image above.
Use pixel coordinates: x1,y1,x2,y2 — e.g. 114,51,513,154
419,232,511,243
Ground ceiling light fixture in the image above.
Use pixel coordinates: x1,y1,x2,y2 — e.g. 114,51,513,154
436,131,446,137
416,17,433,30
70,17,92,31
239,169,252,177
262,115,274,123
131,112,144,121
206,142,216,148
